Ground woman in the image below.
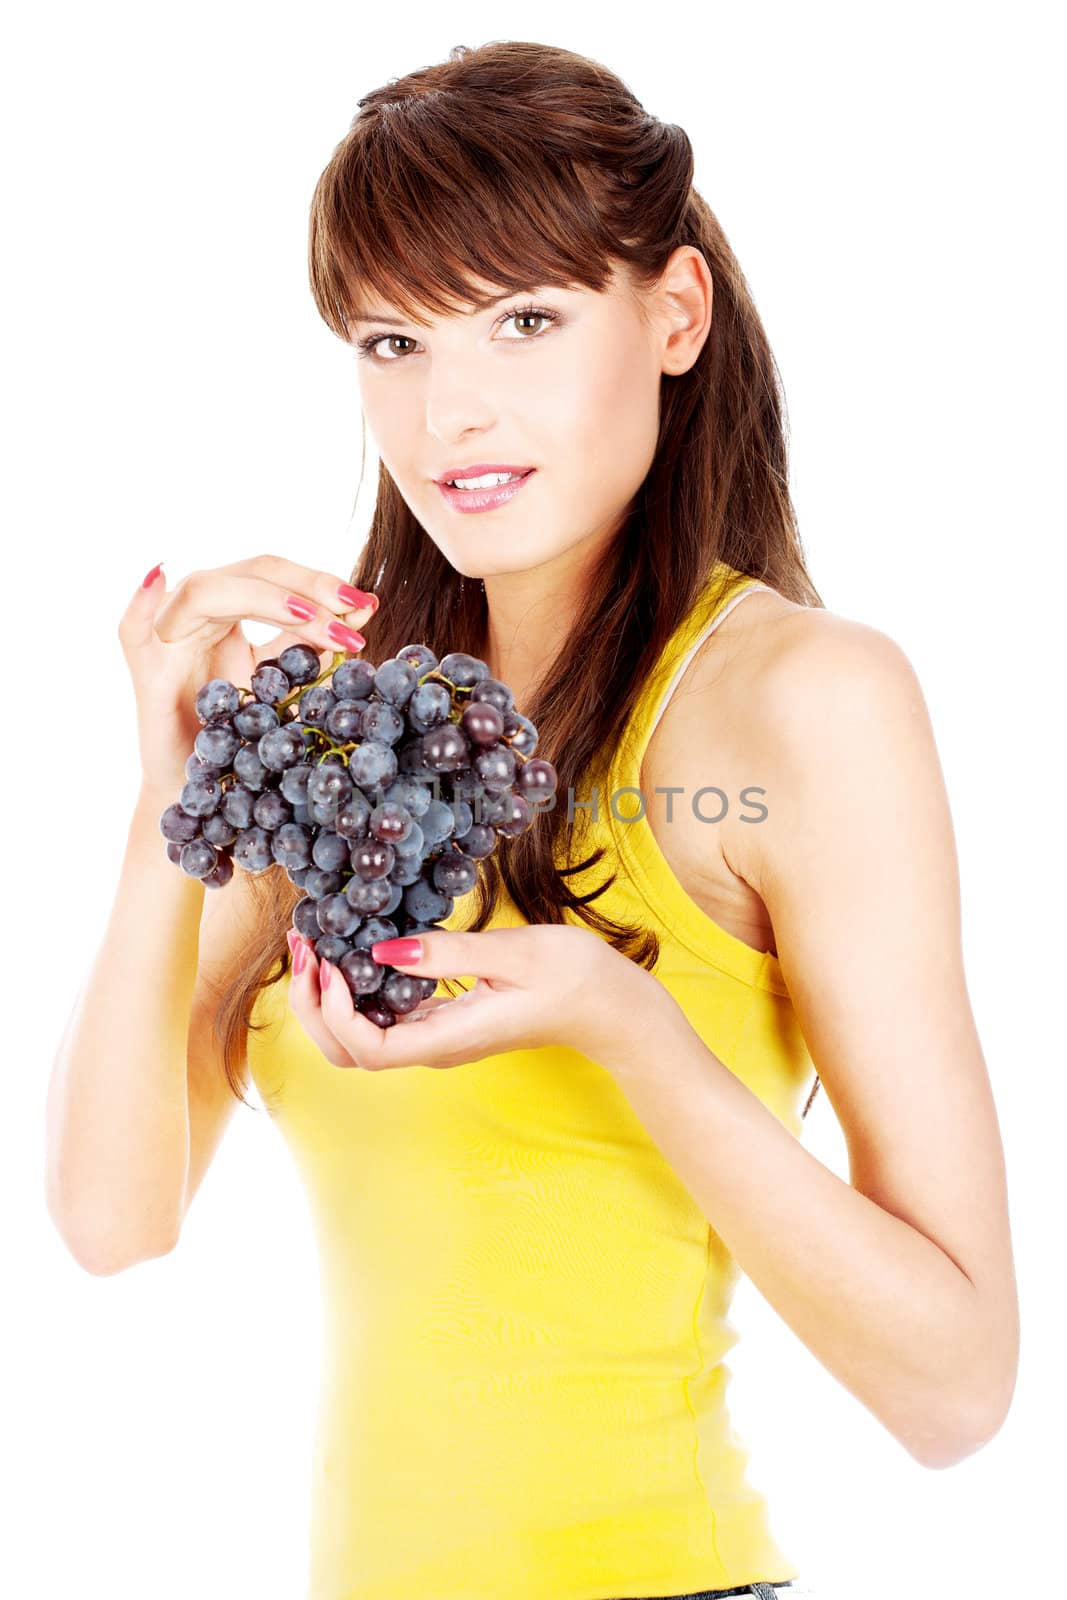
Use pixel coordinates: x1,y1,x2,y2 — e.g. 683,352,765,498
92,37,1015,1600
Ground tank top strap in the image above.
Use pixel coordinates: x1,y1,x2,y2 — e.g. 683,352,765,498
606,562,775,796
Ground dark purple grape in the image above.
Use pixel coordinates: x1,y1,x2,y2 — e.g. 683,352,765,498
315,893,363,939
373,658,418,707
396,643,438,675
502,710,538,757
280,763,313,805
492,791,534,838
387,853,424,888
350,839,395,881
334,787,373,839
369,801,413,846
454,822,496,858
476,790,515,827
277,642,322,685
311,828,351,873
166,840,184,864
233,701,280,740
474,743,517,791
403,879,453,924
344,875,395,915
233,744,271,791
202,811,239,848
449,800,473,838
220,784,257,830
258,724,308,772
396,736,438,781
338,949,385,997
451,768,488,804
232,827,274,874
360,700,405,745
303,866,344,899
186,751,223,781
419,800,456,847
191,720,239,768
253,790,293,830
180,837,219,878
195,679,241,723
470,677,514,714
160,803,202,844
348,740,398,789
272,823,313,871
314,933,352,965
380,972,424,1014
358,997,397,1027
408,681,451,730
392,819,425,859
421,724,470,774
292,897,321,941
331,658,376,700
296,685,337,729
203,852,234,890
251,662,290,703
307,761,354,814
516,757,558,805
432,851,478,896
180,773,223,817
460,701,504,745
350,916,399,949
324,700,366,741
436,651,490,688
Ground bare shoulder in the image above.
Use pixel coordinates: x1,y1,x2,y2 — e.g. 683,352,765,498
643,585,925,956
718,605,942,935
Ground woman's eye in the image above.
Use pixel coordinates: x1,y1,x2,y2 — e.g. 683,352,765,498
498,309,554,339
357,334,416,362
357,306,558,363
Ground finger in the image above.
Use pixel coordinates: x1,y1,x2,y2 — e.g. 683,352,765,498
229,553,380,626
286,932,358,1068
393,986,479,1024
370,928,534,987
322,964,504,1071
117,560,170,650
153,567,377,658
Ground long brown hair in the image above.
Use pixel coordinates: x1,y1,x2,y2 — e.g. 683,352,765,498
216,39,824,1119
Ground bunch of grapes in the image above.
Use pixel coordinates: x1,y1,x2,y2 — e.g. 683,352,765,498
158,641,558,1027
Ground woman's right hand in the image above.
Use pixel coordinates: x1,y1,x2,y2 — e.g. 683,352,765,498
117,554,379,796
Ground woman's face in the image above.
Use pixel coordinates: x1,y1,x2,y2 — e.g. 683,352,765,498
349,258,695,579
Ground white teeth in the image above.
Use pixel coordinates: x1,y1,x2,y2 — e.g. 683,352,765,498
449,471,524,490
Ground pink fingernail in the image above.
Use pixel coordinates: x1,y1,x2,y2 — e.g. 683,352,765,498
141,561,164,588
328,621,366,651
286,595,316,621
293,938,308,976
372,937,422,964
320,958,332,990
337,584,378,611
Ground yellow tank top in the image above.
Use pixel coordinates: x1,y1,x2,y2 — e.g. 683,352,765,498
247,559,816,1599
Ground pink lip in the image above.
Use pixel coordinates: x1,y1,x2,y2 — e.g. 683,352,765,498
434,462,534,484
436,468,536,514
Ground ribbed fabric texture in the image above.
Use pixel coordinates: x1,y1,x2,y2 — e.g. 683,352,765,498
247,560,816,1599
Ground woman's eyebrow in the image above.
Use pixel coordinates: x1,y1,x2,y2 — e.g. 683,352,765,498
351,290,544,327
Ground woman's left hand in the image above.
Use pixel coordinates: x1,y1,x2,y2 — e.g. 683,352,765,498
286,923,672,1073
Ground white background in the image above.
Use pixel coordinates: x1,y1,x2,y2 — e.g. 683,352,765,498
3,4,1063,1598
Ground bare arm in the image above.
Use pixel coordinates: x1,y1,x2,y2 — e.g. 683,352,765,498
44,781,251,1274
603,615,1019,1469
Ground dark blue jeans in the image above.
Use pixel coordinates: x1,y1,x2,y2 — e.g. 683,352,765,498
617,1585,793,1599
